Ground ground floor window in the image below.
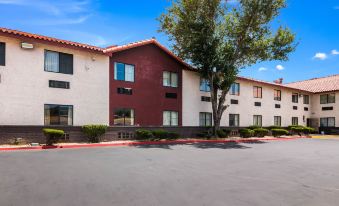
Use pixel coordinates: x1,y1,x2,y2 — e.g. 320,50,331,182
229,114,239,127
253,115,262,127
44,104,73,125
274,116,281,127
199,112,212,126
163,111,178,126
292,117,298,125
320,117,335,127
114,108,134,126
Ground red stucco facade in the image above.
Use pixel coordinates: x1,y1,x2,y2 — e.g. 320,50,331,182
109,44,185,126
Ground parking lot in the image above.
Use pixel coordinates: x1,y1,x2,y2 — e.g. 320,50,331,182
1,138,339,206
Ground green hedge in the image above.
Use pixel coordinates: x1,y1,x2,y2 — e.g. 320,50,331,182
135,129,153,140
267,125,282,130
135,129,180,140
253,128,269,137
239,129,255,138
82,125,108,143
43,128,65,146
271,129,289,137
248,125,261,130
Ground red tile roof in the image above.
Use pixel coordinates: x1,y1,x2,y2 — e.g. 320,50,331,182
103,38,193,69
0,27,103,53
285,74,339,93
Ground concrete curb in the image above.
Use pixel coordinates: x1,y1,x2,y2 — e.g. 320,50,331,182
0,136,307,152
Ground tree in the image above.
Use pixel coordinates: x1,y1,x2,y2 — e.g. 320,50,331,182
159,0,296,134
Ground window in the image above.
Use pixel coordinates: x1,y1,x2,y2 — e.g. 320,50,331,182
292,117,298,125
44,104,73,125
229,114,240,127
230,99,238,104
293,106,298,110
44,50,73,74
199,112,212,126
200,78,210,92
201,96,211,102
274,90,281,101
163,111,178,126
292,93,298,103
304,107,309,111
165,93,177,99
49,80,70,89
253,115,262,126
114,62,135,82
0,42,5,66
117,87,132,95
253,86,262,98
320,93,335,104
274,116,281,127
113,108,134,126
275,104,281,108
320,117,335,127
322,107,333,111
230,83,240,95
163,71,178,87
254,102,261,107
303,95,309,104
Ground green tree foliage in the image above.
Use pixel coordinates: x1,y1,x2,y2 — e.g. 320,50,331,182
159,0,296,134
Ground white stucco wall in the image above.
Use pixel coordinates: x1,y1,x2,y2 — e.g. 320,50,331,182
310,92,339,127
0,36,109,125
182,70,312,127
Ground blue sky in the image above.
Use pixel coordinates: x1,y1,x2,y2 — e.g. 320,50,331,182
0,0,338,83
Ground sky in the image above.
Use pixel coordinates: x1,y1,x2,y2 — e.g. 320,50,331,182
0,0,338,83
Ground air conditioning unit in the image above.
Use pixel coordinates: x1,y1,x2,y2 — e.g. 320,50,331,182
21,42,34,49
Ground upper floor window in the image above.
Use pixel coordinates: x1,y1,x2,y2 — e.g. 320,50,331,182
163,111,178,126
44,104,73,125
303,95,310,104
320,93,335,104
199,112,212,127
49,80,70,89
200,78,210,92
0,42,5,66
320,117,335,127
230,83,240,95
274,89,281,101
229,114,240,127
114,62,134,82
253,86,262,98
114,108,134,126
44,50,73,74
292,93,298,103
253,115,262,126
163,71,178,87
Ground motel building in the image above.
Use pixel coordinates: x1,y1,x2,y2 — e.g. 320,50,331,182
0,27,338,141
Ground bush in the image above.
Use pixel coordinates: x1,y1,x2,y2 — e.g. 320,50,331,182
239,129,255,138
303,127,317,134
82,125,108,143
248,125,261,130
216,129,227,138
43,128,65,146
271,129,289,137
267,125,282,130
135,129,153,140
152,130,169,140
290,126,304,134
253,128,269,137
167,132,180,140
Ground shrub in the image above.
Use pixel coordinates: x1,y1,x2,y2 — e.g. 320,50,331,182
167,132,180,140
216,129,227,138
82,125,108,143
43,128,65,146
248,125,260,130
303,127,317,134
239,129,255,138
197,131,213,139
253,128,269,137
222,129,231,137
290,126,304,135
267,125,282,130
152,130,169,140
135,129,153,140
271,129,289,137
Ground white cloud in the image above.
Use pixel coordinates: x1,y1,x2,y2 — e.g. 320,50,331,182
313,52,327,60
276,65,284,70
331,49,339,55
31,15,91,26
258,67,267,72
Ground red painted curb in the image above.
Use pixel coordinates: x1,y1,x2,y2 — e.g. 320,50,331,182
0,136,305,152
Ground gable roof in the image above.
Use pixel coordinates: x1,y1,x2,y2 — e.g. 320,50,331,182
285,74,339,93
0,27,104,53
103,38,193,69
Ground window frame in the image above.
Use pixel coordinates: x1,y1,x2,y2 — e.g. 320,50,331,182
320,117,335,127
163,71,178,88
44,104,73,126
292,117,298,125
199,112,212,127
163,111,179,126
200,78,210,92
113,108,135,126
253,115,262,127
274,89,281,101
292,93,299,103
230,83,240,96
49,80,70,89
253,86,262,98
0,42,6,66
229,114,240,127
44,50,73,75
320,93,336,104
274,116,281,127
303,95,310,104
114,62,135,82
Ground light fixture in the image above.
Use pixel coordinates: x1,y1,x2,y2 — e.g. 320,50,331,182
21,42,34,49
